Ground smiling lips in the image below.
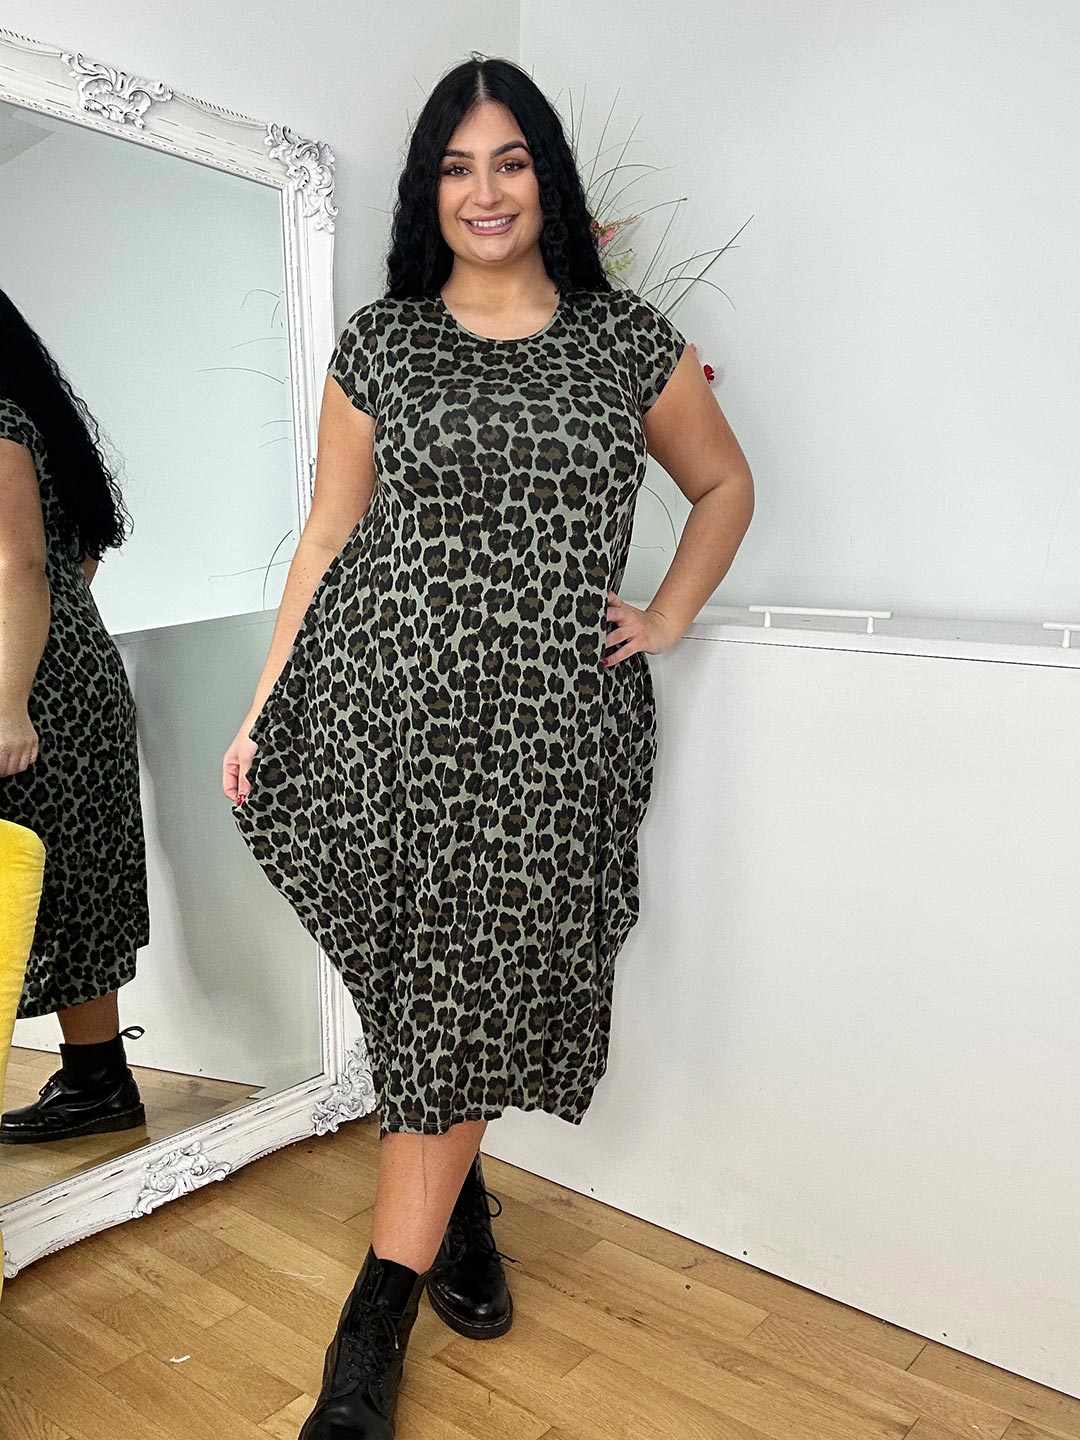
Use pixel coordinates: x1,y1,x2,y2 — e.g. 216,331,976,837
464,214,517,233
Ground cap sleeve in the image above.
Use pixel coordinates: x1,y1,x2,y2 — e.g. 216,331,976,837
328,302,382,418
620,291,690,413
0,396,36,450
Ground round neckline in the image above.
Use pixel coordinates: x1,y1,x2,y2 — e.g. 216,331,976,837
435,288,563,343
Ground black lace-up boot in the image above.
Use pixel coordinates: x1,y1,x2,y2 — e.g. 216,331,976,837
425,1150,516,1338
298,1243,429,1439
0,1025,146,1144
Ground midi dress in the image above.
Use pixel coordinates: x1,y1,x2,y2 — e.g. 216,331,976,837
231,285,688,1138
0,396,150,1019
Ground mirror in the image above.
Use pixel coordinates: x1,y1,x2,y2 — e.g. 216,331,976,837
0,32,373,1276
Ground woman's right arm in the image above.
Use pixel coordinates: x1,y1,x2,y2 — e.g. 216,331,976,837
238,373,378,732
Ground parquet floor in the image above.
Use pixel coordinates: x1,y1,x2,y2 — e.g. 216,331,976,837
1,1111,1077,1439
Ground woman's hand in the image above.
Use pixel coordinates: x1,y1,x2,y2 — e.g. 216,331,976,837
223,721,259,806
0,703,39,778
602,590,683,666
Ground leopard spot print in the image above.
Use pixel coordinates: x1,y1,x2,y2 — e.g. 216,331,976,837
232,286,687,1137
0,396,149,1019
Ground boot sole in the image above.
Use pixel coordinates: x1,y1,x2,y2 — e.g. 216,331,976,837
425,1277,514,1339
0,1104,147,1144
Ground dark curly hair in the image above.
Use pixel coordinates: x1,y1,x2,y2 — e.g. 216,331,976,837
0,286,131,563
385,53,611,308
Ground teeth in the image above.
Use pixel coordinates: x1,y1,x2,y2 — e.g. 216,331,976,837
468,216,513,229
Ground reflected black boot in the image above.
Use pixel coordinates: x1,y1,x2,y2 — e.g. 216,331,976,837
298,1243,429,1439
0,1025,146,1144
425,1150,516,1338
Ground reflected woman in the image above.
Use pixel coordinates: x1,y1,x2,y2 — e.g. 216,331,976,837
0,288,149,1143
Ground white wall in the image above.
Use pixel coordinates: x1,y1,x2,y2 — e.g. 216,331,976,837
522,0,1080,627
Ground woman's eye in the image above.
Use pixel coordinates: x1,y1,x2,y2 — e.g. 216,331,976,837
441,160,527,177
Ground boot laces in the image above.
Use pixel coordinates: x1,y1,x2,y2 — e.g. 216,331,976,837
342,1298,401,1385
447,1175,518,1266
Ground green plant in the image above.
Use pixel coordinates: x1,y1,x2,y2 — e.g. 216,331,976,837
564,87,752,550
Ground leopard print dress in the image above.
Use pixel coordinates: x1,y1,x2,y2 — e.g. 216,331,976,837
231,285,687,1137
0,396,150,1019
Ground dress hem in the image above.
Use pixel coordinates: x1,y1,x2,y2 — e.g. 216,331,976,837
15,957,140,1021
375,1096,595,1139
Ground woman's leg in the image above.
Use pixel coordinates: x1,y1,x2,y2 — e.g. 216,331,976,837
372,1117,488,1272
56,988,119,1043
297,1120,488,1438
1,987,143,1141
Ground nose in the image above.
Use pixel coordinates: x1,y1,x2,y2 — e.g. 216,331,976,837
469,169,502,208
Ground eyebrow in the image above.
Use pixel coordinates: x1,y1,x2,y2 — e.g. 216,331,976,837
442,140,530,159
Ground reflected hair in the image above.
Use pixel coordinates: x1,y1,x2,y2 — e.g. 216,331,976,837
384,53,610,305
0,287,131,562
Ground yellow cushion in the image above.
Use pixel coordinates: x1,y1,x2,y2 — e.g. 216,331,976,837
0,818,46,1296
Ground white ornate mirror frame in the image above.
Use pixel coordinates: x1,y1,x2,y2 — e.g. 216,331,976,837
0,26,377,1278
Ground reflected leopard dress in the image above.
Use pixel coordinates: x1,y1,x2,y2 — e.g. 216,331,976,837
0,396,150,1019
231,286,687,1137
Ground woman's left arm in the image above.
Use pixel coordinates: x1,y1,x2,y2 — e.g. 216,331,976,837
644,347,754,636
604,345,754,665
605,348,755,665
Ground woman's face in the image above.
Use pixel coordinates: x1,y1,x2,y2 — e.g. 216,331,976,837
437,100,543,269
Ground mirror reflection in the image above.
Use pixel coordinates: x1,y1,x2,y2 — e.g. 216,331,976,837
0,98,324,1206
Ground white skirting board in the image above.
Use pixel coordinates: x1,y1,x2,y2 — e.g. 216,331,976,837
483,618,1080,1399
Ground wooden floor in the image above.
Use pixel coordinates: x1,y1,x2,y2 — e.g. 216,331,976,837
1,1046,261,1204
1,1112,1077,1440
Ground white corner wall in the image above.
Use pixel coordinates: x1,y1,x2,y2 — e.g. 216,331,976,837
522,0,1080,626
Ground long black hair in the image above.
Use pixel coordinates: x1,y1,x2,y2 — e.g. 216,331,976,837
0,287,131,563
385,53,611,306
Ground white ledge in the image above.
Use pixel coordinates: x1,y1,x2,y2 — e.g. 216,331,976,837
634,602,1080,670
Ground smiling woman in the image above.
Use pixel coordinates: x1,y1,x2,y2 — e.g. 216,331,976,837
225,50,752,1440
435,111,561,336
446,149,528,233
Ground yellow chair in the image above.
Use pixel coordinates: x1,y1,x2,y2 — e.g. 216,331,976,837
0,818,46,1299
